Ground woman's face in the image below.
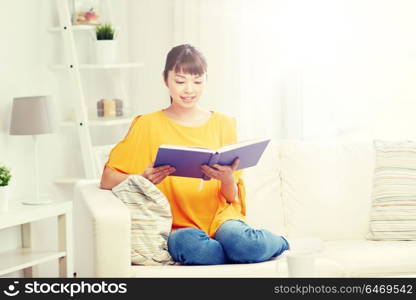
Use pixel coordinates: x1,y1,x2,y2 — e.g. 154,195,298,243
165,70,206,108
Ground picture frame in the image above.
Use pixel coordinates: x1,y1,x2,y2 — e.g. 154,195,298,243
72,0,101,25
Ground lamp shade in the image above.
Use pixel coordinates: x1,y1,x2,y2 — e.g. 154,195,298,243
10,96,56,135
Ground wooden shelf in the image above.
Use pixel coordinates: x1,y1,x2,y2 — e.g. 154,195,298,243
0,249,66,276
50,63,144,70
54,177,100,187
48,25,95,32
48,25,121,33
0,201,72,230
61,116,133,127
89,117,132,126
54,177,83,185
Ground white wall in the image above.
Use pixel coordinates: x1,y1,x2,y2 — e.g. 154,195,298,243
128,0,175,114
274,0,416,140
0,0,57,277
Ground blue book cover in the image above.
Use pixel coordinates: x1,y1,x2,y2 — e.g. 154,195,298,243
153,138,270,180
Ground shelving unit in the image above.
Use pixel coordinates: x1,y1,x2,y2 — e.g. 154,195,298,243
50,0,143,179
0,201,73,277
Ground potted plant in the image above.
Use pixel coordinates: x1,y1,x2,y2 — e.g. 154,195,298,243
95,23,118,64
0,164,11,212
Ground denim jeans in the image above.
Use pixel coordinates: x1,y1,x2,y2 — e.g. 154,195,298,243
167,220,289,265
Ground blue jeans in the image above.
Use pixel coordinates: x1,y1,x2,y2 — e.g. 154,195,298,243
167,220,289,265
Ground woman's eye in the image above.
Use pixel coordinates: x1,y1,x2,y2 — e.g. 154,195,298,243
194,81,203,84
175,81,185,84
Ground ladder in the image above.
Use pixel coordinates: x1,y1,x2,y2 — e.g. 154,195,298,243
51,0,143,179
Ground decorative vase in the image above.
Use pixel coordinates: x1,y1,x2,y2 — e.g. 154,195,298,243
95,40,118,64
0,186,10,212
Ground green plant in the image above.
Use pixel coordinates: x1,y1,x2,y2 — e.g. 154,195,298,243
96,23,115,40
0,165,11,187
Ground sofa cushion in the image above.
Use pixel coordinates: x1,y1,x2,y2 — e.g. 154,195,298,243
131,258,281,277
280,140,374,240
243,141,285,235
368,140,416,240
131,239,416,277
321,240,416,276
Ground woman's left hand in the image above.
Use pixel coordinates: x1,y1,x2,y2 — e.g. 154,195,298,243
201,158,240,183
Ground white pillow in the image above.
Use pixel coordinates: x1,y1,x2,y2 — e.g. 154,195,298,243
243,141,285,235
367,140,416,241
280,139,374,240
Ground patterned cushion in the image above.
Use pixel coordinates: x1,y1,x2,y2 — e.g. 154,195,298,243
112,175,175,265
368,140,416,240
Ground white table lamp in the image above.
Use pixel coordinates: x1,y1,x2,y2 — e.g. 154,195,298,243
10,96,56,205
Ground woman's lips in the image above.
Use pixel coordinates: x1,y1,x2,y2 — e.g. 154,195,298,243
180,96,196,102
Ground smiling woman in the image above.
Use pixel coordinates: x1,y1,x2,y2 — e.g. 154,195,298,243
162,44,207,105
100,43,290,265
170,73,203,102
159,45,211,126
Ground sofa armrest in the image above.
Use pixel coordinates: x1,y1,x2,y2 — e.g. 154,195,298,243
73,179,132,277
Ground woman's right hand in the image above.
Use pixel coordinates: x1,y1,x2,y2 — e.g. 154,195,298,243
142,164,176,184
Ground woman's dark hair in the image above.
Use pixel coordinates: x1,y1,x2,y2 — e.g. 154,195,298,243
163,44,207,103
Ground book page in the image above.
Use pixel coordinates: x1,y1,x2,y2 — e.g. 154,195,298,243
218,138,270,153
159,144,213,153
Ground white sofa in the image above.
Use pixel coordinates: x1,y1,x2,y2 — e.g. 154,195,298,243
73,139,416,277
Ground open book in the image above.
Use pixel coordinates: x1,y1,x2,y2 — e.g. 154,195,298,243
153,138,270,180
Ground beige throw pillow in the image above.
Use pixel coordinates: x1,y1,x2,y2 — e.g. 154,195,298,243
112,175,175,265
368,140,416,240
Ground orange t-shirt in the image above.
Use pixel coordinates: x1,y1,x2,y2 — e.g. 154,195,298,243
106,110,246,237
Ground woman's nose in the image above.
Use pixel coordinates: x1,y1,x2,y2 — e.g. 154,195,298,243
184,83,194,93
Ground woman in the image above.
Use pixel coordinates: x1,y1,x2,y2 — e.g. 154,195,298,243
100,44,289,265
